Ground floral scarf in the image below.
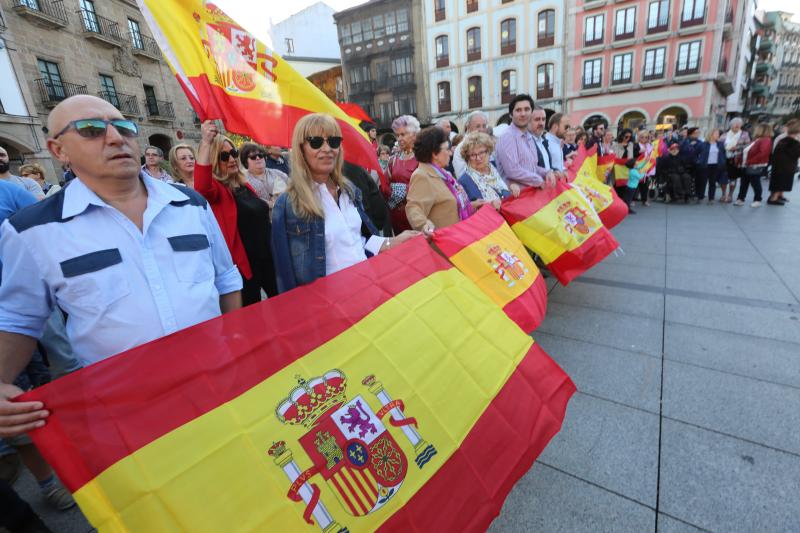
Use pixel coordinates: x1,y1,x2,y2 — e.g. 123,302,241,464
464,164,509,201
432,164,473,221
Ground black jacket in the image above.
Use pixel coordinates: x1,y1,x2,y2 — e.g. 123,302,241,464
343,161,393,236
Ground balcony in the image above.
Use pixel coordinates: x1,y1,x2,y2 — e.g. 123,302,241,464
438,98,451,113
98,91,140,116
434,7,445,22
582,77,601,90
129,33,161,61
390,73,415,89
751,82,768,96
436,54,449,68
759,39,775,53
755,61,774,75
467,48,481,62
11,0,68,29
35,78,88,107
466,0,478,13
536,87,553,100
680,7,706,29
144,98,175,121
714,73,734,97
77,9,123,47
349,80,375,95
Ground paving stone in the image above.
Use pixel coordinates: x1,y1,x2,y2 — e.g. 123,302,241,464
663,360,800,454
601,249,666,269
535,332,661,413
659,419,800,532
665,255,774,279
666,242,764,263
489,463,655,533
537,393,659,507
665,269,798,305
11,468,91,533
656,514,708,532
578,261,666,286
550,282,664,320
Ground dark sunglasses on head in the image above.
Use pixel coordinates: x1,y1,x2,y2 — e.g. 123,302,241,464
219,148,239,162
305,136,342,150
248,152,266,160
53,118,139,140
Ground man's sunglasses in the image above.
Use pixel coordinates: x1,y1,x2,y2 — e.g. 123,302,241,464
53,118,139,139
219,148,239,162
305,136,342,150
248,152,266,160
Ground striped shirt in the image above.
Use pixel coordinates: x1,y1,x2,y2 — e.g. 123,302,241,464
495,126,548,188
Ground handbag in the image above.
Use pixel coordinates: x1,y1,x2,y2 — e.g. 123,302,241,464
387,182,408,209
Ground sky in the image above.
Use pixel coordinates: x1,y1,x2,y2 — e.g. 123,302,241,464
757,0,800,21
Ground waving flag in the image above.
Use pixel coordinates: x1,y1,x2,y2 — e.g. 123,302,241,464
500,182,619,285
21,238,574,532
597,153,615,182
568,145,628,229
431,206,547,333
137,0,380,174
641,138,661,175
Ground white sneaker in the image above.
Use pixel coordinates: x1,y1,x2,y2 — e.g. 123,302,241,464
751,201,761,208
734,199,745,206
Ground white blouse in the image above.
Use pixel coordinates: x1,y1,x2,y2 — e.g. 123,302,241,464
316,183,385,276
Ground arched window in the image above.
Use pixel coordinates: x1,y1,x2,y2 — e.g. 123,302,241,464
538,9,555,47
467,76,482,108
537,63,554,99
500,19,516,55
438,81,451,113
466,27,481,61
435,35,449,67
501,69,517,103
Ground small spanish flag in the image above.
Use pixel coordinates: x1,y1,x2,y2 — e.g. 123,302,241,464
568,145,628,229
21,238,574,532
431,206,547,333
500,182,620,285
613,153,647,187
597,153,616,182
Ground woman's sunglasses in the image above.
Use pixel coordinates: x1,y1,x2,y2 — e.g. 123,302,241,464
305,136,342,149
248,152,266,160
53,118,139,139
219,149,239,162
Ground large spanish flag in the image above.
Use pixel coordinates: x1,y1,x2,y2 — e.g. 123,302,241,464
137,0,380,174
500,182,619,285
568,145,628,229
21,238,574,532
431,206,547,333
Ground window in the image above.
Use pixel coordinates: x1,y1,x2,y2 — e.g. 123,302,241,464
285,38,295,54
393,95,416,116
128,19,143,49
362,18,373,41
144,85,158,114
391,56,413,85
681,0,705,27
37,59,64,100
351,20,362,43
385,11,396,34
584,14,604,46
500,19,516,54
378,102,393,124
99,74,119,107
80,0,99,33
643,47,667,80
583,58,602,89
373,15,385,38
467,0,478,13
615,7,636,40
538,10,555,47
435,0,445,22
340,24,351,45
676,40,701,75
467,76,482,108
612,53,633,84
466,27,481,61
537,64,554,99
397,9,408,32
18,0,40,10
435,35,449,67
438,81,451,112
647,0,670,33
501,69,517,103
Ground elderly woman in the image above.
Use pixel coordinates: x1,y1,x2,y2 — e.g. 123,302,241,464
19,163,59,197
736,123,772,208
196,121,277,305
271,113,418,293
458,132,512,204
382,115,420,233
722,117,750,203
239,142,288,210
406,126,478,236
168,143,196,187
768,120,800,205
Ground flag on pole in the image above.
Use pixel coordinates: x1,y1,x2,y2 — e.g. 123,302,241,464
21,238,575,532
567,145,628,229
431,206,547,333
136,0,380,174
500,182,620,285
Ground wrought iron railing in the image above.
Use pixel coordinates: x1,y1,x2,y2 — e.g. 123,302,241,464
77,9,122,43
144,98,175,119
12,0,68,25
129,32,160,57
35,78,87,105
99,91,140,116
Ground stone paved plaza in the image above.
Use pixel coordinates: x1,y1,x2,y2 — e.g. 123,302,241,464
10,186,800,532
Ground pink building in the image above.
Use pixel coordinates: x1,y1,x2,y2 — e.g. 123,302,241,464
565,0,747,133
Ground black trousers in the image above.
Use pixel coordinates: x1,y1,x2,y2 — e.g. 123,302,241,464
0,479,47,532
737,168,764,202
241,266,278,307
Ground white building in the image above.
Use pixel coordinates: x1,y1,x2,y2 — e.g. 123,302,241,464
269,2,342,76
726,0,757,115
423,0,566,130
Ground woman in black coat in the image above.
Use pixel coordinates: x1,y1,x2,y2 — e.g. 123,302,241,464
768,121,800,205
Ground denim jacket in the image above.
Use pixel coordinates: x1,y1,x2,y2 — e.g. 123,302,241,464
271,183,379,293
695,140,727,169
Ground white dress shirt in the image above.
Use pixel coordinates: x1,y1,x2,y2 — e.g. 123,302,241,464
316,183,384,276
532,133,552,170
0,175,242,366
544,132,565,171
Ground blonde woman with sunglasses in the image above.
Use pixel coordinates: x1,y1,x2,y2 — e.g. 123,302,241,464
196,120,278,304
271,113,419,293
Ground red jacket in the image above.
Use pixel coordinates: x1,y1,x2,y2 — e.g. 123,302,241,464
745,137,772,166
194,164,254,280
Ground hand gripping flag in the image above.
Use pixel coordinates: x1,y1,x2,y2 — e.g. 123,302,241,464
567,145,628,229
20,238,575,532
431,206,547,333
613,153,647,188
500,182,620,285
137,0,380,175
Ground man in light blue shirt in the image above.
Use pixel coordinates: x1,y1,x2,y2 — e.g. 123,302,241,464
0,95,242,438
544,112,571,173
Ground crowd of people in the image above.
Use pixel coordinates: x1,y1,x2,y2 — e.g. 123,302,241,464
0,92,799,531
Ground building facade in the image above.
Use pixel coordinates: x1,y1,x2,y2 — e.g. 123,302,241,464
725,0,755,117
747,11,800,121
269,2,343,78
424,0,566,130
0,0,199,181
334,0,430,130
566,0,747,133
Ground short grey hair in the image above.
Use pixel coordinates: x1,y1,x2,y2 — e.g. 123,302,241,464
144,145,164,157
392,115,420,134
435,118,450,128
464,111,488,131
729,117,743,128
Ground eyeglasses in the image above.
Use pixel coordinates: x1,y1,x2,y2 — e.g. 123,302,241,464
248,152,266,160
53,118,139,140
468,150,488,160
305,136,343,150
145,152,160,157
219,148,239,162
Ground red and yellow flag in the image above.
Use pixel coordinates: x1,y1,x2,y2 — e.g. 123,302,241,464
21,238,574,532
500,182,620,285
613,153,647,187
568,144,628,229
431,206,547,333
137,0,380,174
597,153,615,182
641,138,661,175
